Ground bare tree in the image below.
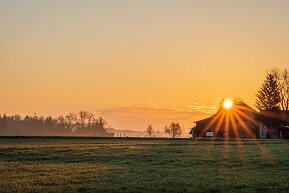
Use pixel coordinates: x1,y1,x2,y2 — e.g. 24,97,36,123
146,124,154,137
57,115,65,128
87,113,95,127
98,117,107,127
79,111,88,127
280,69,289,110
164,122,182,138
65,113,77,128
156,129,160,137
264,67,289,111
92,116,108,132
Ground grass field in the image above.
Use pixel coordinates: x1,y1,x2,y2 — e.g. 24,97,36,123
0,137,289,193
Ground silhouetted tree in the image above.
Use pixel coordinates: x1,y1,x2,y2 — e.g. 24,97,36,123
280,69,289,110
255,72,281,111
0,114,2,129
1,114,8,129
65,113,77,128
13,115,21,121
146,124,154,137
45,116,54,129
0,112,112,136
57,115,66,129
233,97,244,104
263,67,289,111
164,122,182,138
96,117,107,128
156,129,160,137
79,111,88,127
217,99,225,111
87,113,94,127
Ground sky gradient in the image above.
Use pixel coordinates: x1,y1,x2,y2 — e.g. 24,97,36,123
1,0,289,131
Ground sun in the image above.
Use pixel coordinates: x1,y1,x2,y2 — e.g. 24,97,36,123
223,100,233,109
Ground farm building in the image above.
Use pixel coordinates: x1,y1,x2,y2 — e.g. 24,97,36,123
275,125,289,139
190,101,261,139
257,110,289,139
190,100,289,139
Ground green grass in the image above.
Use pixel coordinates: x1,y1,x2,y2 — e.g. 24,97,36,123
0,137,289,193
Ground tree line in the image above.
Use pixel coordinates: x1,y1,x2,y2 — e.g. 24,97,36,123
0,111,111,136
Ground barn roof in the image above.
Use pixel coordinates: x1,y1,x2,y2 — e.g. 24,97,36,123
194,112,220,123
194,101,257,124
275,125,289,130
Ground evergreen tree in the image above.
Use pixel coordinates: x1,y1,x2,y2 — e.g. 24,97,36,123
255,73,281,111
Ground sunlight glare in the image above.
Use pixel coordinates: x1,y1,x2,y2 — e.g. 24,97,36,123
223,100,233,109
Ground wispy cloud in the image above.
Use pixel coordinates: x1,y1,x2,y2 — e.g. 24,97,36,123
186,101,217,114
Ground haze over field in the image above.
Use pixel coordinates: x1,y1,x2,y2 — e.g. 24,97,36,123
1,0,289,131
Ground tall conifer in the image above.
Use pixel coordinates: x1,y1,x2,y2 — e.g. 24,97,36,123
255,73,281,111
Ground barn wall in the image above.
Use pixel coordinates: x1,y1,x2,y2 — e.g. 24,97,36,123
195,120,226,138
195,120,259,139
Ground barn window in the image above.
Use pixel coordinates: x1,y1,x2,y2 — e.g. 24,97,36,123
206,132,214,137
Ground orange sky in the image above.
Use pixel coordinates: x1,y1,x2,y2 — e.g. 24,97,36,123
1,0,289,131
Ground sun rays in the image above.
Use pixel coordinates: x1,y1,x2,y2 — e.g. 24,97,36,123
197,100,259,139
195,100,276,165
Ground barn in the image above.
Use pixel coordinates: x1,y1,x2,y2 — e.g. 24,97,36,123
191,101,260,139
